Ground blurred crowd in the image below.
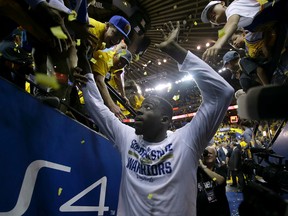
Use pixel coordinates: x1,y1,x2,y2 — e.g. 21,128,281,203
0,0,287,127
0,0,138,123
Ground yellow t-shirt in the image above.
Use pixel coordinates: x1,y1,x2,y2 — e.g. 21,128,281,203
91,49,123,90
91,50,115,77
108,69,123,90
244,37,265,59
78,49,114,105
119,94,145,116
133,94,144,110
88,18,106,50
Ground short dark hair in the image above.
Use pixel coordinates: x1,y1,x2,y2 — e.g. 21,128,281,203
228,28,244,46
147,96,173,120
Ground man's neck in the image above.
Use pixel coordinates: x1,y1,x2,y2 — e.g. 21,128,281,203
143,132,167,143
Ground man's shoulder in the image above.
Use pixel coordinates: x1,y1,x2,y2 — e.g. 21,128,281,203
89,17,105,28
88,17,106,39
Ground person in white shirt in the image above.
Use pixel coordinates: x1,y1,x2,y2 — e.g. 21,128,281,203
76,21,234,216
201,0,261,62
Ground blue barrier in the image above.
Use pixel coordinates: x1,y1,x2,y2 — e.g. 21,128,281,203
0,78,121,216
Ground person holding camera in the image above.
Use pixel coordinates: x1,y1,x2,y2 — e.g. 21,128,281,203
197,146,231,216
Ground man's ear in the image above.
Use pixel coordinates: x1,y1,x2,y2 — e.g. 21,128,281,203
105,22,109,30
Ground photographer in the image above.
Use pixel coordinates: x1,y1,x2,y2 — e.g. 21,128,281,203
197,146,231,216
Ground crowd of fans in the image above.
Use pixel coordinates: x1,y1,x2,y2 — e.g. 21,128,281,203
0,0,136,121
1,0,287,123
0,1,287,215
201,0,288,95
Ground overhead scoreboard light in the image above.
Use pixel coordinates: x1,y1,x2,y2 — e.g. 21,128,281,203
230,115,239,123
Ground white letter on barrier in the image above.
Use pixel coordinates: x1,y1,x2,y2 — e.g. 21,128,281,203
60,176,109,215
0,160,71,216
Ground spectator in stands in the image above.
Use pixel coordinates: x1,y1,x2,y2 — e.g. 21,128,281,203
197,146,230,216
223,50,261,92
217,142,228,167
201,0,261,61
229,28,276,61
124,79,145,111
229,28,288,85
82,15,131,112
227,141,245,191
90,48,132,118
241,120,254,144
0,27,34,90
76,16,132,118
201,0,287,86
4,0,86,111
0,0,72,49
75,21,234,215
88,15,131,52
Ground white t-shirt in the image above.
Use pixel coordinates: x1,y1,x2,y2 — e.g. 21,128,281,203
83,51,234,216
226,0,261,27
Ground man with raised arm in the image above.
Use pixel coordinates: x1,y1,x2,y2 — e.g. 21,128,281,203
77,21,234,216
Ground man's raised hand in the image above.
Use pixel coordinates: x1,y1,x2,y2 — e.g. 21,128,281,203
155,21,180,51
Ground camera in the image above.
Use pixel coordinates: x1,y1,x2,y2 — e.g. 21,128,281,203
242,158,288,191
202,149,209,157
239,148,288,216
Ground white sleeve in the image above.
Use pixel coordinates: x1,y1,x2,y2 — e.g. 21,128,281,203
177,51,234,155
82,73,134,150
47,0,72,14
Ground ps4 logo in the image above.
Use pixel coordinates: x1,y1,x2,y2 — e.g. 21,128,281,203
0,160,111,216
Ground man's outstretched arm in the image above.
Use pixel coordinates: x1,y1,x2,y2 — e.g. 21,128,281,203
155,21,187,64
156,21,234,154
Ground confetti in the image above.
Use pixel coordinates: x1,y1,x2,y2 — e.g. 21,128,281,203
35,73,60,90
147,193,153,199
173,94,180,101
257,0,268,5
90,58,97,64
134,54,140,62
50,26,68,39
102,42,106,49
58,187,63,196
68,10,77,21
25,82,30,93
76,39,81,46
